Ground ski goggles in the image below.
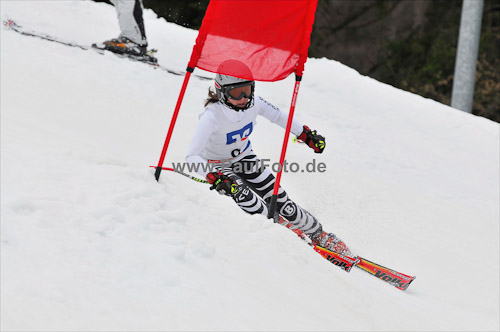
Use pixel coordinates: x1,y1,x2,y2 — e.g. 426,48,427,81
221,81,255,100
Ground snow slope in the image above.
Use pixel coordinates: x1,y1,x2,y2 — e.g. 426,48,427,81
1,1,499,331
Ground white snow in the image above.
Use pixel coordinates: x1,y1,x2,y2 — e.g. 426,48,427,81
1,1,499,331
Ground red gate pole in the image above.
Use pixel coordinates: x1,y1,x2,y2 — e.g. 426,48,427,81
154,67,194,181
268,75,302,219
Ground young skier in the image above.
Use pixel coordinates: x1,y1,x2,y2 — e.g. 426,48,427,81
186,60,350,255
93,0,148,57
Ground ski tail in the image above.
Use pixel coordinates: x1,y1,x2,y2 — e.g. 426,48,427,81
275,215,314,245
356,257,416,291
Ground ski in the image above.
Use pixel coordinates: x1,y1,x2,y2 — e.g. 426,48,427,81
276,216,415,291
313,245,359,273
276,216,359,272
3,19,212,81
317,247,415,291
356,256,415,291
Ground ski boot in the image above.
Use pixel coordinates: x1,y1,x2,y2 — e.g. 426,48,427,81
92,36,152,59
313,231,352,256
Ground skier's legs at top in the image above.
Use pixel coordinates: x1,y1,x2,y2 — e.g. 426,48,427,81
93,0,148,56
110,0,147,46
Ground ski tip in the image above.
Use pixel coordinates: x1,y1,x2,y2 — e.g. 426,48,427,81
403,276,416,291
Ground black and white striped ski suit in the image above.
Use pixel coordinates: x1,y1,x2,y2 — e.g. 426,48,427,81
186,96,323,237
219,153,322,238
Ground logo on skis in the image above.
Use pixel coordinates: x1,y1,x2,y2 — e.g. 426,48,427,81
374,271,408,289
326,255,353,272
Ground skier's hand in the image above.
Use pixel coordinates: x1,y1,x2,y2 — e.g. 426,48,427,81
297,125,325,153
206,171,239,196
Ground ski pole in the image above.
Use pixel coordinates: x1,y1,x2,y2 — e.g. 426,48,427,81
149,166,209,184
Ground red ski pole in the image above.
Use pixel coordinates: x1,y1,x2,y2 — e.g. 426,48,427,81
268,75,302,219
154,67,194,181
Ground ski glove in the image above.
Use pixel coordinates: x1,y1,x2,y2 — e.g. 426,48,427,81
206,171,239,196
297,125,326,153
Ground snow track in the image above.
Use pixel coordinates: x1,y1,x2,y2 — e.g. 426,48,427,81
1,1,499,331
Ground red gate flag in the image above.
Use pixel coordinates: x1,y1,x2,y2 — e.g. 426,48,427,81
155,0,319,205
188,0,318,81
